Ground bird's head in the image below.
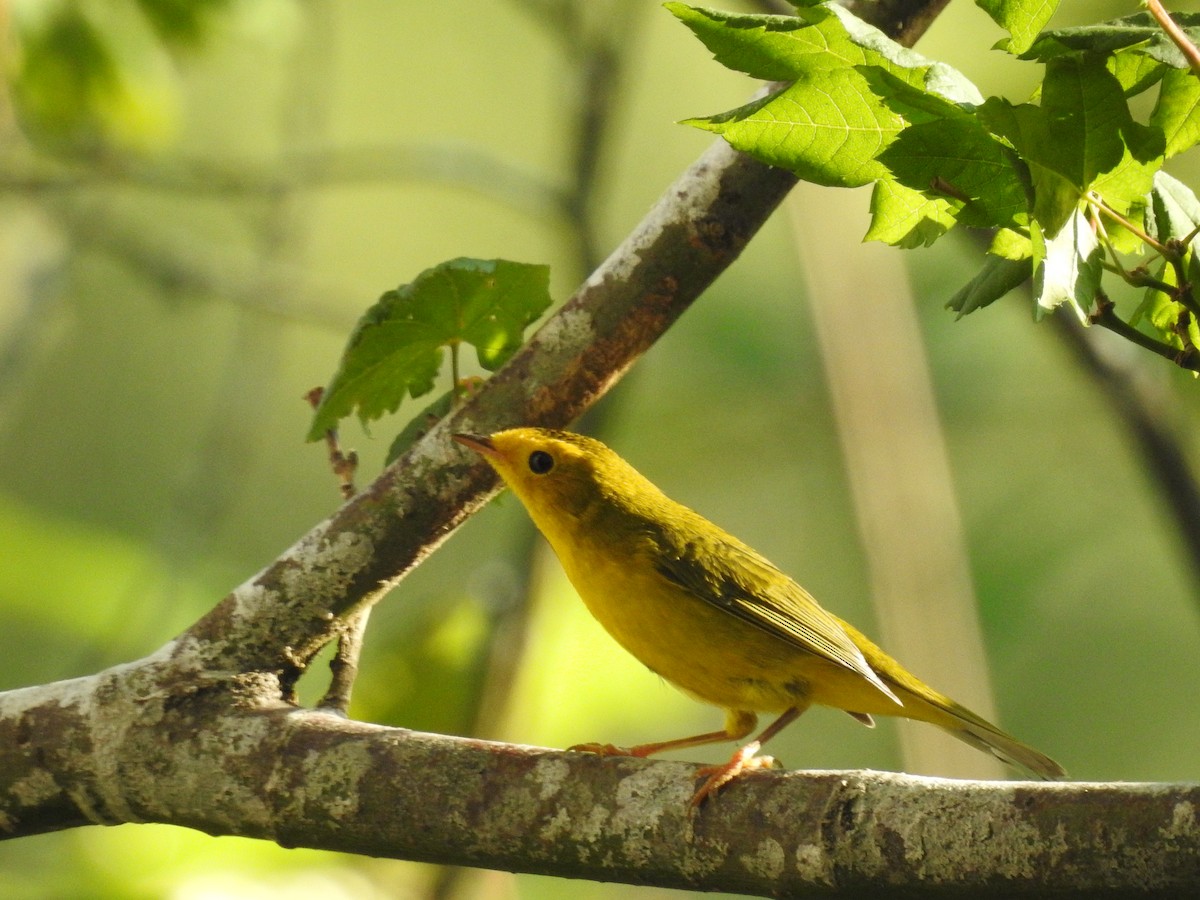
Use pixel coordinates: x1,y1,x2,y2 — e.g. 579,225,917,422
453,427,660,529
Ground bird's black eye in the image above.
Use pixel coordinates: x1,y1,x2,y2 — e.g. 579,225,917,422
528,450,554,475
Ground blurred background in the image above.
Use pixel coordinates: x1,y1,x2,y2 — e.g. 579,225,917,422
2,0,1199,897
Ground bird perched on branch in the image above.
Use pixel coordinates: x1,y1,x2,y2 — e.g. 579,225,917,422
454,427,1065,805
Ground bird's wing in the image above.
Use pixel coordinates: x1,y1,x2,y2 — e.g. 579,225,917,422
651,526,901,706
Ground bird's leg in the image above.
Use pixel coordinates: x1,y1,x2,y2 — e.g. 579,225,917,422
570,709,758,758
691,704,807,807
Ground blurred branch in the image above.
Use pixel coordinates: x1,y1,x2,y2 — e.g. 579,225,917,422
49,196,353,331
1050,310,1200,597
0,143,569,223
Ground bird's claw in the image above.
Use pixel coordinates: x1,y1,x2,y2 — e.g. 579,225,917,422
690,754,781,808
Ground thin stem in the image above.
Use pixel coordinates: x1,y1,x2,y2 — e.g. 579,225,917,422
1088,297,1200,372
1147,0,1200,78
450,342,463,404
320,607,372,713
1090,193,1166,254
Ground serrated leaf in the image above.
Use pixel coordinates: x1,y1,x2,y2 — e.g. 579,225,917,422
868,71,1027,231
991,227,1034,260
1041,56,1130,187
979,57,1160,234
1023,12,1200,68
1149,170,1200,243
308,258,551,439
670,2,979,187
1151,67,1200,159
1033,206,1101,321
684,66,903,186
946,253,1032,317
664,2,843,83
828,4,983,105
1107,50,1167,97
975,0,1060,56
979,97,1078,235
865,179,957,247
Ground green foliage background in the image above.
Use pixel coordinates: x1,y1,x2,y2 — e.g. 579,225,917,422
2,1,1199,898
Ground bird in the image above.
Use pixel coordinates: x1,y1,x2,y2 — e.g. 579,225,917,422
453,427,1065,805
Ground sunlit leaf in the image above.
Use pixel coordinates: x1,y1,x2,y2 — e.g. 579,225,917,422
308,259,551,439
669,2,977,187
1151,67,1200,159
975,0,1060,55
1033,207,1101,321
865,179,956,247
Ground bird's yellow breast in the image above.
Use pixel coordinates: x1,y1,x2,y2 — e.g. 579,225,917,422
543,518,854,715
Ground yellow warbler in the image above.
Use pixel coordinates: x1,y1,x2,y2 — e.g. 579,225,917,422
453,428,1065,804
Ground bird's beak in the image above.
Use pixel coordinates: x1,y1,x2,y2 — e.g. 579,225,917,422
452,433,497,459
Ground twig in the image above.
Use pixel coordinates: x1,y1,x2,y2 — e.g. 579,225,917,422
319,607,372,713
1147,0,1200,78
305,387,358,499
1052,309,1200,600
1087,295,1200,372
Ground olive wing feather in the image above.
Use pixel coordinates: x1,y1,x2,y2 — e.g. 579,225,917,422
651,528,901,707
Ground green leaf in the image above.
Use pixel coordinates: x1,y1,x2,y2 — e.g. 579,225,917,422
946,253,1032,317
1023,12,1200,68
1032,207,1102,321
1088,120,1164,220
975,0,1060,56
1148,170,1200,244
991,227,1034,261
1151,67,1200,159
684,68,902,186
1107,50,1167,97
670,3,980,187
865,179,957,247
979,97,1079,235
1137,261,1200,350
1040,56,1131,188
868,71,1028,231
979,56,1160,234
308,258,551,439
663,3,828,83
668,3,973,96
1144,172,1200,298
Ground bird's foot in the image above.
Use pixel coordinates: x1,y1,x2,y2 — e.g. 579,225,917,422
690,742,780,808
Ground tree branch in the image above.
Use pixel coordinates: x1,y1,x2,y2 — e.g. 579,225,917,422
4,674,1197,895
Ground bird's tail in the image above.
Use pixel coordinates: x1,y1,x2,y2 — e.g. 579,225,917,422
843,621,1067,780
934,704,1066,780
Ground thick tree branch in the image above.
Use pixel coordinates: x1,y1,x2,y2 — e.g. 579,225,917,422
4,669,1197,895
